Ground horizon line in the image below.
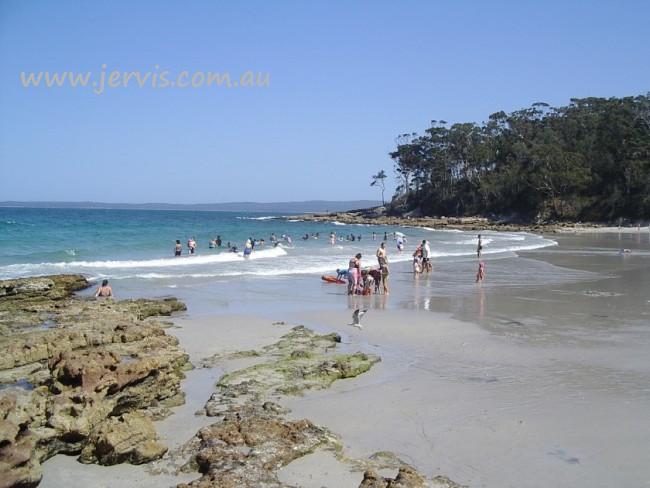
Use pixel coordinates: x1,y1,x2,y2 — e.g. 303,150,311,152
0,199,381,205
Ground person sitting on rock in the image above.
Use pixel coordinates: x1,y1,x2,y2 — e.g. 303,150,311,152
95,279,113,299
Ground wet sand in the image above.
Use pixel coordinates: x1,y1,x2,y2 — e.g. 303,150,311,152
42,232,650,487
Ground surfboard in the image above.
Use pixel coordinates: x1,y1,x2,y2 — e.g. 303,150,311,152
321,275,346,284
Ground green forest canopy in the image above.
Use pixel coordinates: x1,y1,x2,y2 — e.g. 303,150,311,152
389,94,650,222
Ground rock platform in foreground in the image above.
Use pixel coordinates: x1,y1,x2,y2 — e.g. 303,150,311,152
180,326,465,488
0,275,190,488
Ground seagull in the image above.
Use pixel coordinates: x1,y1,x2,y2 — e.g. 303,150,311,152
350,308,367,329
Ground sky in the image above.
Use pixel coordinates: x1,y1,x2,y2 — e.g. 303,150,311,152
0,0,648,204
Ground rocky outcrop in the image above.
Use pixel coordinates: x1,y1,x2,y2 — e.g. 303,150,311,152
359,468,465,488
0,275,189,488
284,210,591,233
180,326,462,488
79,412,167,465
180,326,379,488
359,467,428,488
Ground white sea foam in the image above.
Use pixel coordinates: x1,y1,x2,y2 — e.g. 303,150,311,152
236,216,277,221
332,221,346,226
457,238,494,245
0,228,557,282
0,247,287,273
401,225,436,231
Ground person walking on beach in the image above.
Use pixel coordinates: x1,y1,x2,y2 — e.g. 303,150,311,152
174,240,182,257
347,253,362,295
476,261,486,283
477,234,483,258
95,279,113,299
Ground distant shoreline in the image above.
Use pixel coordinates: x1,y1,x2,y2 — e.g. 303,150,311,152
286,208,650,234
0,200,381,214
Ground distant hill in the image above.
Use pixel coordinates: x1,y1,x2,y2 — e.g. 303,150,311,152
0,200,382,214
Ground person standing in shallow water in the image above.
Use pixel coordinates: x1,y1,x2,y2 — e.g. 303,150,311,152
243,239,253,258
174,240,182,256
477,234,483,258
347,253,362,295
376,242,389,294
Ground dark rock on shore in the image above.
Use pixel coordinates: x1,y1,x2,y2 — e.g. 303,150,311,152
0,275,190,488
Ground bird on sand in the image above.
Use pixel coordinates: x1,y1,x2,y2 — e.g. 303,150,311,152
350,308,367,329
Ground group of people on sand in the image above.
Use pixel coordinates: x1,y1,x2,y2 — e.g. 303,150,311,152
342,232,486,296
344,242,390,296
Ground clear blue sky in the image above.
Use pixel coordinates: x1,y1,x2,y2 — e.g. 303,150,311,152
1,0,648,203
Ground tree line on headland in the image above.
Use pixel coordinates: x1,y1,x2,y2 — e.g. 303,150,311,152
386,94,650,223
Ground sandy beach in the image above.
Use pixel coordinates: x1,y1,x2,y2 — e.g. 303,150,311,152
26,231,650,487
4,2,649,486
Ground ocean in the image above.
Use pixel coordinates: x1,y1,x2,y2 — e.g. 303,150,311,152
0,207,557,287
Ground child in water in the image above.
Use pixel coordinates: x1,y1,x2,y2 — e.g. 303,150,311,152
476,261,486,283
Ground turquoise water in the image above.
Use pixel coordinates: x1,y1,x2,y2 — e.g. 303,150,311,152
0,207,557,283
